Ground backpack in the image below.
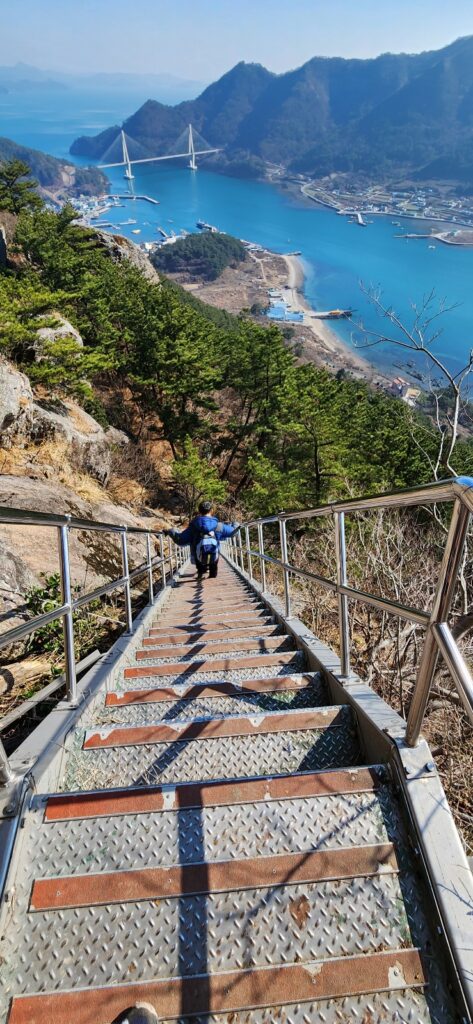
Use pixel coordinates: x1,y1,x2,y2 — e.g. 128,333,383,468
195,526,219,567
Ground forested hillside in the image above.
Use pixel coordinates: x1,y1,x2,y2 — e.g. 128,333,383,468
0,137,107,195
72,36,473,181
4,199,473,516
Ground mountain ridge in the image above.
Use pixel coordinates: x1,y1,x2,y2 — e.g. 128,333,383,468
70,37,473,182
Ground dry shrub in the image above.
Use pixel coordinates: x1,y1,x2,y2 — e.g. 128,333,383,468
250,508,473,854
108,441,169,508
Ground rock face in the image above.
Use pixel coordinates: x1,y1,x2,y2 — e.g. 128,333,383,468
0,474,163,637
0,360,34,435
0,535,39,636
97,230,160,283
0,357,129,485
35,315,84,362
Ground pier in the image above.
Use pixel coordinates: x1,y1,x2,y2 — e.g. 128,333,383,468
109,193,160,206
337,209,366,226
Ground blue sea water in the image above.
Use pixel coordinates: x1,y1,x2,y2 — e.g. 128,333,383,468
1,86,473,375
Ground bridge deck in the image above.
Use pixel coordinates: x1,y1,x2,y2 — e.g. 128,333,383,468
0,564,461,1023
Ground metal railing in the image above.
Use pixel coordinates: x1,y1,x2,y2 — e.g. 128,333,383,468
0,506,188,784
225,476,473,747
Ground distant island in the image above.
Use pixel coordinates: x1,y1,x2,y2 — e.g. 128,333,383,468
0,137,108,200
71,36,473,187
0,62,205,102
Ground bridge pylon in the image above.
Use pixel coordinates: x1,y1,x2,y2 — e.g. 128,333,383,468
188,124,197,170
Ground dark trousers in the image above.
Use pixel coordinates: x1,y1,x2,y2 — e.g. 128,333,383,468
196,554,219,578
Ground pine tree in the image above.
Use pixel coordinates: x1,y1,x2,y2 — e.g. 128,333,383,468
0,159,43,214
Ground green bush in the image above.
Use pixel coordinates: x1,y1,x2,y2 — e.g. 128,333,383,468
152,232,246,281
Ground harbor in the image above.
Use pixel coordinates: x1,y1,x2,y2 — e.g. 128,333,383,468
64,156,473,378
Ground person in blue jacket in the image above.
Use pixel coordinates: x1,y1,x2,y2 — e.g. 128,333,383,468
165,501,239,579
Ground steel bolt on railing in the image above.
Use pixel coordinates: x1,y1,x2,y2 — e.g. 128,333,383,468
225,476,473,746
0,506,189,783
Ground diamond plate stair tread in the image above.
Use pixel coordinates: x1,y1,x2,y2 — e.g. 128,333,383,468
62,722,361,791
146,624,281,643
124,651,305,679
105,673,323,704
137,636,293,659
3,878,420,996
96,683,328,725
32,843,398,910
7,949,425,1024
40,786,392,871
166,602,264,619
120,653,307,688
83,706,348,749
151,613,273,631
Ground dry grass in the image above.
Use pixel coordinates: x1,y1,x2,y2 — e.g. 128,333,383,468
0,436,107,502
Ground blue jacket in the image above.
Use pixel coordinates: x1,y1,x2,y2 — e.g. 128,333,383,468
170,515,239,550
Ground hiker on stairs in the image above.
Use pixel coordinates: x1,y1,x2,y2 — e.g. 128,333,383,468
165,500,239,579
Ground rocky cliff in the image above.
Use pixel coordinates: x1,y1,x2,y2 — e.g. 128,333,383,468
0,356,172,682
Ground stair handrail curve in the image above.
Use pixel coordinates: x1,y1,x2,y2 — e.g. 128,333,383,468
225,475,473,747
0,506,189,785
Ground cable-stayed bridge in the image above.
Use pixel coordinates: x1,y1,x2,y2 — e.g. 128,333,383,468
98,124,221,194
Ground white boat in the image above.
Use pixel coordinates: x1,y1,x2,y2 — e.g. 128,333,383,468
131,229,141,235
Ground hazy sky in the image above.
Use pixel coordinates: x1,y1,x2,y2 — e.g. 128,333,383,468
2,0,473,79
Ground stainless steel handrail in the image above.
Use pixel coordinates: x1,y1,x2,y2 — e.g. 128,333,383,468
0,509,189,783
225,476,473,746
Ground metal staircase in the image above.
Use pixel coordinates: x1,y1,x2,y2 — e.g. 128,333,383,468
0,481,473,1022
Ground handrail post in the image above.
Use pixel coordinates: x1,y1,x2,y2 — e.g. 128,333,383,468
334,511,350,678
245,526,253,580
168,535,174,574
120,529,133,635
257,522,266,592
279,517,292,618
406,498,471,745
146,533,154,605
57,519,77,703
0,739,13,786
159,534,167,588
237,530,244,572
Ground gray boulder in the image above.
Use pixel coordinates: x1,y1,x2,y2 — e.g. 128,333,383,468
0,535,40,636
0,359,33,440
35,315,84,362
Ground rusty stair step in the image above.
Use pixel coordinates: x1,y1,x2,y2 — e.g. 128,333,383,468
104,674,319,706
135,636,292,660
145,624,280,644
151,611,272,631
7,948,425,1024
82,706,345,749
124,650,302,679
30,843,398,910
44,765,383,821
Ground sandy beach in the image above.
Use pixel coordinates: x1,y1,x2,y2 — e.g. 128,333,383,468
279,253,380,378
164,243,388,385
